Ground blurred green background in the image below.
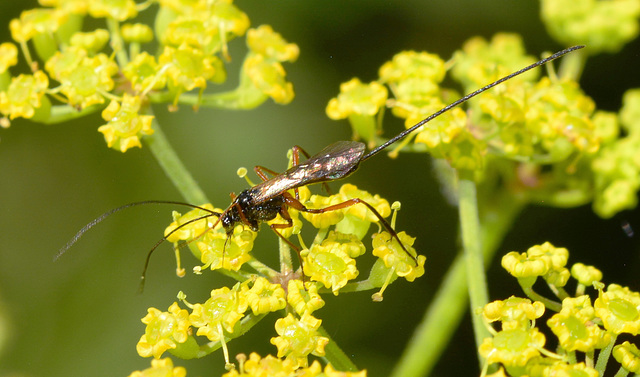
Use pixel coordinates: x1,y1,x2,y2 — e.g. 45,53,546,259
0,1,639,376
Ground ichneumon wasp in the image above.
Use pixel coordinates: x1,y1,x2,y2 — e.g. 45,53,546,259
56,45,584,286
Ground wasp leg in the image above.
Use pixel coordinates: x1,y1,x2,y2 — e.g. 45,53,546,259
283,195,418,265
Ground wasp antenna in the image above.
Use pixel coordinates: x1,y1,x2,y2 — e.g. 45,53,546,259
138,212,222,293
55,200,218,261
361,45,585,162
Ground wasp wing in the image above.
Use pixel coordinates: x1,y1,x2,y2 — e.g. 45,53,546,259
247,141,366,203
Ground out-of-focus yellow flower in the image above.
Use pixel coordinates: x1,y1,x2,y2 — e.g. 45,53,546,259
326,78,387,120
379,50,445,84
122,23,154,44
247,25,299,62
88,0,138,21
244,54,294,104
69,29,110,53
571,263,603,286
98,93,154,152
10,8,67,43
123,52,167,93
0,71,49,120
0,43,18,74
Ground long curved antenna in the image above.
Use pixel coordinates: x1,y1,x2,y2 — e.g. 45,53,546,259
55,200,218,261
138,212,222,293
361,45,585,162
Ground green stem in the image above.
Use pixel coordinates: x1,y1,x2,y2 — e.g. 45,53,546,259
143,115,209,205
318,326,359,372
521,286,562,312
457,170,491,357
391,185,524,377
595,334,618,375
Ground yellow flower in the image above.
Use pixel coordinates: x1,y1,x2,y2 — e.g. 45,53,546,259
137,302,191,359
162,17,218,51
337,184,391,223
69,29,110,53
121,23,154,43
39,0,89,15
326,78,387,120
594,284,640,335
379,50,445,84
123,52,167,93
372,231,424,282
223,352,297,377
189,285,248,342
301,193,345,229
571,263,603,286
128,358,186,377
547,296,610,352
478,327,546,367
0,71,49,120
58,53,119,109
98,94,154,152
270,313,329,368
245,277,287,315
0,43,18,74
613,341,640,374
286,279,325,316
528,361,599,377
483,297,545,330
302,239,359,295
88,0,138,21
9,8,67,43
196,225,256,272
164,203,219,243
244,54,294,104
323,231,366,259
159,45,225,99
247,25,300,62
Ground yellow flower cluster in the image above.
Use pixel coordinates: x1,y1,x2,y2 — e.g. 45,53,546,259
0,0,299,151
480,242,640,377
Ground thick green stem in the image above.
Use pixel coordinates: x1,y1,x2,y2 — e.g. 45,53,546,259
457,170,491,357
143,116,209,205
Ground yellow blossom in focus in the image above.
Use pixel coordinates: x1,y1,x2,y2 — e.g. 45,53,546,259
613,341,640,374
547,296,610,352
302,239,359,295
136,302,191,359
483,297,545,330
189,285,248,342
222,352,297,377
98,94,154,152
337,184,391,223
128,358,186,377
287,279,325,315
245,277,286,315
479,327,546,367
159,45,225,97
372,231,424,282
196,225,256,271
270,313,329,368
301,193,345,229
571,263,603,286
0,71,49,120
594,284,640,335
